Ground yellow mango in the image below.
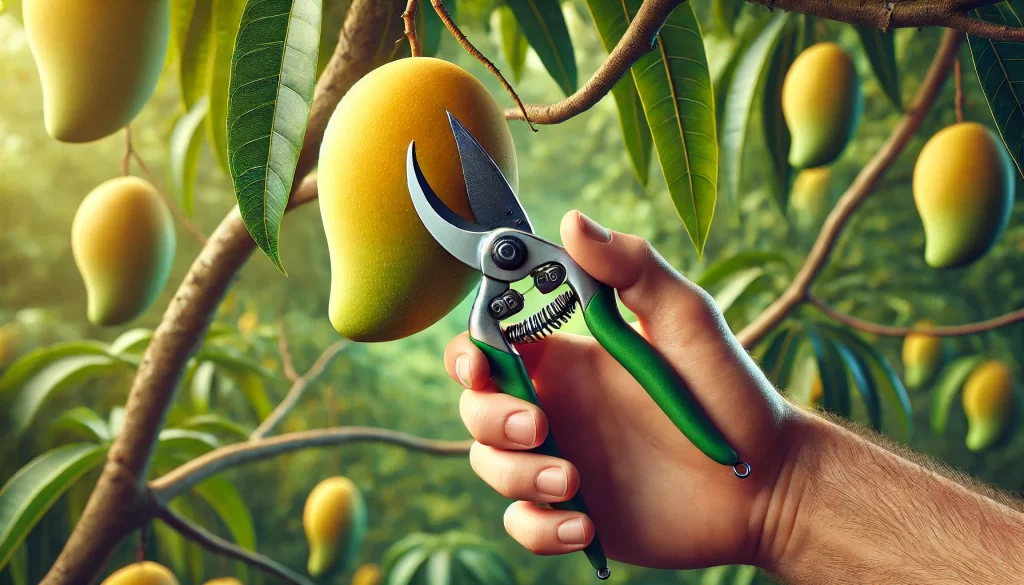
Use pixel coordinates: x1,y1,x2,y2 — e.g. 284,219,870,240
202,579,243,585
789,167,832,229
901,320,942,389
351,563,382,585
782,43,862,169
72,177,176,326
913,122,1015,268
809,372,823,406
23,0,169,142
101,562,179,585
304,476,367,577
962,360,1015,451
318,57,517,341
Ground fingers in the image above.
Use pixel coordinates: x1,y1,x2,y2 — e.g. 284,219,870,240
459,389,549,449
444,332,491,390
504,501,595,554
470,443,579,503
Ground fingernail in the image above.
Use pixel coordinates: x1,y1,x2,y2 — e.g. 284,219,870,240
577,212,611,243
536,467,568,498
505,411,537,446
556,518,587,545
455,354,471,388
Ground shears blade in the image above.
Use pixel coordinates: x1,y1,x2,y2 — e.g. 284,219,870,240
447,112,533,234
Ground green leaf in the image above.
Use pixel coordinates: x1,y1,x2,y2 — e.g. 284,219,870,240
731,566,760,585
418,0,450,58
6,542,27,585
318,0,353,75
701,566,732,585
856,26,902,111
108,328,154,356
387,546,432,585
226,0,322,272
583,0,654,186
712,267,764,314
496,6,529,84
697,250,791,289
832,336,882,430
931,355,986,434
720,12,788,204
969,3,1024,180
156,429,220,459
425,549,452,585
713,0,742,34
761,17,803,208
191,476,256,550
0,444,107,571
195,347,276,378
190,360,218,413
456,548,514,585
153,512,187,576
626,1,717,257
170,97,209,216
48,407,111,444
181,0,214,109
207,0,248,174
108,407,126,438
180,414,252,440
170,0,199,57
0,341,111,397
504,0,576,96
806,326,850,416
757,325,800,390
231,370,275,420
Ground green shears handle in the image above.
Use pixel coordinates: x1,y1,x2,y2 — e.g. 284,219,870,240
583,285,740,467
470,337,610,579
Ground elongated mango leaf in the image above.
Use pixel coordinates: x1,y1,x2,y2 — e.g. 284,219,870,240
856,26,902,111
170,97,208,216
969,3,1024,179
226,0,322,272
505,0,576,96
712,267,764,314
48,407,111,444
208,0,248,174
231,370,275,420
195,347,276,379
832,338,882,430
156,429,220,459
388,547,433,585
181,0,214,109
456,548,514,585
720,12,788,204
626,1,717,257
584,0,654,186
190,360,218,413
713,0,742,34
425,549,452,585
170,0,199,57
762,18,803,208
756,324,801,390
6,543,27,585
697,250,791,289
108,328,154,356
180,414,252,440
496,6,529,83
931,355,986,434
418,0,450,57
806,326,850,416
0,444,107,571
191,476,256,550
0,341,110,397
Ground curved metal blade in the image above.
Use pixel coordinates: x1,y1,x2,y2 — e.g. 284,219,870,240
406,142,487,270
447,111,533,234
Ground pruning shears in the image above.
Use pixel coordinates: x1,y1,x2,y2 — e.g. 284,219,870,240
406,113,750,580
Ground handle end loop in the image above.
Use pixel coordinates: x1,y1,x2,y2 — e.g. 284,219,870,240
732,461,752,479
597,568,611,580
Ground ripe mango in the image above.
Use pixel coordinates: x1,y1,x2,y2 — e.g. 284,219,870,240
351,563,382,585
72,177,176,326
23,0,169,142
901,320,942,389
304,476,367,577
101,562,179,585
789,167,832,229
809,372,823,406
962,360,1015,451
782,43,862,169
318,57,517,341
913,122,1015,268
202,579,242,585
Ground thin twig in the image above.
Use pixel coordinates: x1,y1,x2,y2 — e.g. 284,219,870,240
955,53,965,122
431,0,536,131
735,30,962,349
154,504,315,585
250,339,350,440
808,296,1024,337
127,142,209,246
150,427,474,499
122,127,132,177
403,0,421,57
276,316,300,383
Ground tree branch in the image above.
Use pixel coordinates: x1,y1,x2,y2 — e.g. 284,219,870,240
153,504,315,585
735,29,962,349
150,427,473,500
403,0,421,57
504,0,680,125
250,339,350,440
276,316,300,383
808,296,1024,337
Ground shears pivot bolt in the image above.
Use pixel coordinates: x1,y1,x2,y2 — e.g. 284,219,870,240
491,236,527,270
533,263,566,294
488,289,525,320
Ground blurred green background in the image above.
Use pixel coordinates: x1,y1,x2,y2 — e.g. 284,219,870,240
3,2,1024,584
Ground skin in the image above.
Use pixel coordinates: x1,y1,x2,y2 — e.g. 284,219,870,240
445,211,1024,583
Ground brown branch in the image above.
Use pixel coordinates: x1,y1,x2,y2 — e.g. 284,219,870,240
504,0,680,125
955,53,965,123
808,296,1024,337
735,29,963,349
122,127,132,177
276,316,300,383
250,339,350,440
431,0,535,131
150,427,473,499
403,0,421,57
154,504,315,585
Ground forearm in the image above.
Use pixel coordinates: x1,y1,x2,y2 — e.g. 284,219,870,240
762,410,1024,584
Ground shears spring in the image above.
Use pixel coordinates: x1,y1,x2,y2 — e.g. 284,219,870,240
504,289,578,344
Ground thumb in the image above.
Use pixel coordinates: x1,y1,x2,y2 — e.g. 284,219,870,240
559,211,724,346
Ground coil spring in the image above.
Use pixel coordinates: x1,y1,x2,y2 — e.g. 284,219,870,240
504,290,578,344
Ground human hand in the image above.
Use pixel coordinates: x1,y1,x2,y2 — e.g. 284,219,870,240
444,211,804,571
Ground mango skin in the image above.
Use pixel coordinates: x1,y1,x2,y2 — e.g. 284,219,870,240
101,562,179,585
962,360,1015,451
913,122,1015,268
902,320,942,389
351,563,382,585
23,0,170,142
318,57,518,342
304,476,368,577
789,167,832,229
202,579,243,585
72,177,176,326
782,43,863,169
